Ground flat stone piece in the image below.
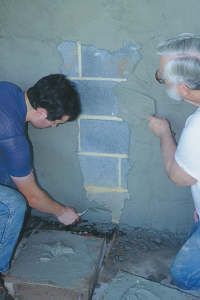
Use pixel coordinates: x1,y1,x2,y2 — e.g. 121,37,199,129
57,41,79,77
80,119,129,154
79,155,119,187
81,42,141,78
5,230,105,299
101,271,198,300
75,80,118,116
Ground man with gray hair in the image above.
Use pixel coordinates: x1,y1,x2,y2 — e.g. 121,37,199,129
149,33,200,290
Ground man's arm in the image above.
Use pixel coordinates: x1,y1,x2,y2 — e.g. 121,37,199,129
149,116,197,186
11,172,79,225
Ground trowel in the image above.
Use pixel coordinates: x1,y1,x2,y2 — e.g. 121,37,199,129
78,209,89,217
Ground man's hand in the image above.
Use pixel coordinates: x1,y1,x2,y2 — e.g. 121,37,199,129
148,115,197,186
148,116,171,138
194,209,199,223
57,207,80,226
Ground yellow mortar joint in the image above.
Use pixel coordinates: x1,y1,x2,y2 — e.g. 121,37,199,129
118,158,122,187
77,41,82,77
68,76,127,82
85,185,128,193
77,119,81,152
78,152,128,158
79,114,123,121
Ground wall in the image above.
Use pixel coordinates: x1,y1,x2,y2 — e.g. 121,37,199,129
0,0,199,234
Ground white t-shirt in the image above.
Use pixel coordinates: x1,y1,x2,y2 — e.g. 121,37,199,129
175,107,200,216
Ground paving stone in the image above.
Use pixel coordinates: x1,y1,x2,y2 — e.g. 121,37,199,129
75,80,118,116
79,155,119,187
81,42,141,78
80,119,129,154
57,41,79,77
96,271,198,300
4,230,105,300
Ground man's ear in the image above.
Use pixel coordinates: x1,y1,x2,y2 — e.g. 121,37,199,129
177,83,191,98
35,108,47,119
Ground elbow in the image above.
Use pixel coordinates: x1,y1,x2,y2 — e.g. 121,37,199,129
172,178,190,187
168,170,196,187
26,194,39,209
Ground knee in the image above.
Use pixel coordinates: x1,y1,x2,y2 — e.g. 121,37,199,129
11,192,26,216
0,186,27,216
171,262,189,289
14,194,26,216
171,258,199,290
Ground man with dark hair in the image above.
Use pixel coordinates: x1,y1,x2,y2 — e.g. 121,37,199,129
0,74,81,298
149,34,200,290
27,74,80,122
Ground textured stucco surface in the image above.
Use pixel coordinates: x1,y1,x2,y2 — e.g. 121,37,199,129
0,0,199,234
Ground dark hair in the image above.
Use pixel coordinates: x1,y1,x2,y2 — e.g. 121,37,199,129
27,74,81,121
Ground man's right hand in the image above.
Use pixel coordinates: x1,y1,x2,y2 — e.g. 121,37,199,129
148,116,172,138
57,207,80,226
194,209,199,223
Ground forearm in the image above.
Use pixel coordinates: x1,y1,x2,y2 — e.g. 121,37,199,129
12,173,64,216
27,187,80,225
149,116,196,186
160,131,177,176
26,188,64,216
12,173,79,225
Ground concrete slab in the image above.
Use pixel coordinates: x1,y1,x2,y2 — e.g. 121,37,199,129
94,271,199,300
4,230,105,300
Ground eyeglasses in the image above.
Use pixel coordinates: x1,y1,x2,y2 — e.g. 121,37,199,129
155,70,200,90
155,70,166,84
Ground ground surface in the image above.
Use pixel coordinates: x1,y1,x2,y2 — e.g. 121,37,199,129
5,216,200,299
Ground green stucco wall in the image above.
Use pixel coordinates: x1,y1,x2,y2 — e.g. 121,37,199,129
0,0,199,234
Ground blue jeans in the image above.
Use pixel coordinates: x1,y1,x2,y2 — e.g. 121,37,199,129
0,185,26,272
171,222,200,290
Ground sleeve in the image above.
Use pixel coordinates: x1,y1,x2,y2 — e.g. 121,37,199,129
0,135,32,177
175,112,200,181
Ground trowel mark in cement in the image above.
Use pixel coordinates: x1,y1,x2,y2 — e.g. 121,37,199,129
38,241,75,262
58,40,142,223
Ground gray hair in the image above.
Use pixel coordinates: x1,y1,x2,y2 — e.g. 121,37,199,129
157,33,200,89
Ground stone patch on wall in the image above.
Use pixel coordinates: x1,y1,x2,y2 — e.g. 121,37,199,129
58,41,141,223
80,119,129,153
58,41,79,77
79,156,119,187
74,80,118,115
81,42,140,78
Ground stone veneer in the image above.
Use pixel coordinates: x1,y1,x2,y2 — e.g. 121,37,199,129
58,41,141,223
